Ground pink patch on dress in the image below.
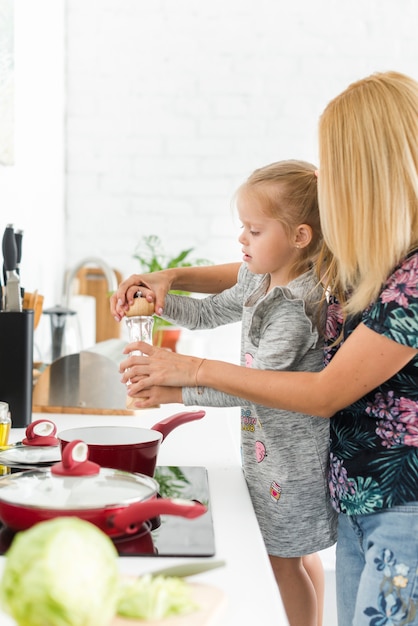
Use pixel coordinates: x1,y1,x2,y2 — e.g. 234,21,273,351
270,481,282,502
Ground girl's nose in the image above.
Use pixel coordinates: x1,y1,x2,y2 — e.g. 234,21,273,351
238,231,247,245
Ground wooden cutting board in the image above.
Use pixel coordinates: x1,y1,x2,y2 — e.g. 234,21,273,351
112,583,226,626
76,266,123,343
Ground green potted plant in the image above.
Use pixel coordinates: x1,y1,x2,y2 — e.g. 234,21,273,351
133,235,211,351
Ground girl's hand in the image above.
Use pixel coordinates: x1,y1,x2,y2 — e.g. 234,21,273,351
128,385,183,409
119,342,201,389
110,271,173,321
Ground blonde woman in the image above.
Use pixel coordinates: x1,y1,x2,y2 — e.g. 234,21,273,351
113,72,418,625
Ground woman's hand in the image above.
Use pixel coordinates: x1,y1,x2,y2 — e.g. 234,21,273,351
119,342,202,389
110,263,241,322
110,271,173,321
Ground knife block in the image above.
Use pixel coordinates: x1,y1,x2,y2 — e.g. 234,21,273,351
0,310,34,427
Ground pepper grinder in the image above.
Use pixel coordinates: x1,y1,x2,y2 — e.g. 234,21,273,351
124,297,156,409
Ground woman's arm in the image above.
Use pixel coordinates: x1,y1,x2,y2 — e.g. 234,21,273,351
110,263,240,320
120,323,417,418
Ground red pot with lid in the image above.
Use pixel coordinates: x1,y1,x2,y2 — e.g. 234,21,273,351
58,410,206,476
0,440,206,538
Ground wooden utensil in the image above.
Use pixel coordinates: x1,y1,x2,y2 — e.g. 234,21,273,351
23,291,44,329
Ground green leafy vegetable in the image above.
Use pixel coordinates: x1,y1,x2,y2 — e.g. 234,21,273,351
0,517,120,626
117,574,198,621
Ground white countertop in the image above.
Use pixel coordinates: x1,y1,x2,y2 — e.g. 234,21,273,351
0,405,288,625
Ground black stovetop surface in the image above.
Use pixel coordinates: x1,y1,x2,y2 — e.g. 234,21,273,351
0,466,215,558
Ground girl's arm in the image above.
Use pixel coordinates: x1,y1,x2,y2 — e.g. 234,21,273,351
128,379,251,411
110,263,241,320
120,322,417,418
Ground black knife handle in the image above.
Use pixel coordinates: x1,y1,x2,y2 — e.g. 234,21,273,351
2,224,17,272
15,229,23,273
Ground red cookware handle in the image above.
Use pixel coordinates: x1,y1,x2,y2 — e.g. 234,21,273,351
52,440,100,476
151,410,206,441
22,419,59,447
109,498,207,535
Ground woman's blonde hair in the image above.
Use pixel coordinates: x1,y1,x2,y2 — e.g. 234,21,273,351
318,71,418,314
237,159,322,279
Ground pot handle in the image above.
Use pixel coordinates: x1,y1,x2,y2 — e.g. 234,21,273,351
109,498,207,535
151,410,206,441
22,419,59,447
52,440,100,476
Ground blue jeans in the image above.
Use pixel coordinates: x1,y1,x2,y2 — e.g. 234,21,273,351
336,507,418,626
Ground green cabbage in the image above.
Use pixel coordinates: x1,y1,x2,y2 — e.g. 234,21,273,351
117,574,198,620
0,517,120,626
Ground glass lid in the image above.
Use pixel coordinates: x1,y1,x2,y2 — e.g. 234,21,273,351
0,444,61,467
0,468,158,510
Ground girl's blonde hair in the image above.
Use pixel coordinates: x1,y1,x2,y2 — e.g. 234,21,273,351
318,71,418,314
237,160,322,279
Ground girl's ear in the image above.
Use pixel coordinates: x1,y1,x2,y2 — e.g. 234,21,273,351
294,224,313,249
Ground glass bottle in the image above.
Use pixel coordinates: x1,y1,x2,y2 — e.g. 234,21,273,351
125,315,154,352
0,401,11,447
124,298,155,409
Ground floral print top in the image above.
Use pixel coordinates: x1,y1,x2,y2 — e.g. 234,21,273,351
326,250,418,515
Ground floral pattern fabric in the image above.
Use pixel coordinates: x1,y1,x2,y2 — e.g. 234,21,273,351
326,251,418,515
364,547,416,625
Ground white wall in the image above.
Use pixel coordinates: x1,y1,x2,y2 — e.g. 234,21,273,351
65,0,418,286
0,0,65,306
1,0,418,309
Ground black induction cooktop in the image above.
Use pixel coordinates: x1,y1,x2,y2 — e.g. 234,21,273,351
0,466,216,558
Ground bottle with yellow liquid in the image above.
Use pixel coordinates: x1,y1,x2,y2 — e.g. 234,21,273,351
0,401,11,447
0,401,11,475
124,298,157,409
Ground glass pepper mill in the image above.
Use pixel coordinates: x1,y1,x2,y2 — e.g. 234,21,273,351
124,297,156,409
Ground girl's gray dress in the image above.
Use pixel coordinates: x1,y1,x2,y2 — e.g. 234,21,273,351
162,263,337,557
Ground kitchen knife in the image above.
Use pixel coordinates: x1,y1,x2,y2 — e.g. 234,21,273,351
14,229,23,275
2,224,22,312
144,559,226,579
14,228,25,301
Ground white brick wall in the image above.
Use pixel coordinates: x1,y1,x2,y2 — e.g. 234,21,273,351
65,0,418,284
1,0,418,309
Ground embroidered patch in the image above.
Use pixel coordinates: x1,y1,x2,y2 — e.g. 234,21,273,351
270,481,282,502
363,548,417,624
255,440,266,463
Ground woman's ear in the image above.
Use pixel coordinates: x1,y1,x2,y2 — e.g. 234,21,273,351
294,224,313,249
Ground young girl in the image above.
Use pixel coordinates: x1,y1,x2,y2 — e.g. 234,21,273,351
114,71,418,626
116,160,337,626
